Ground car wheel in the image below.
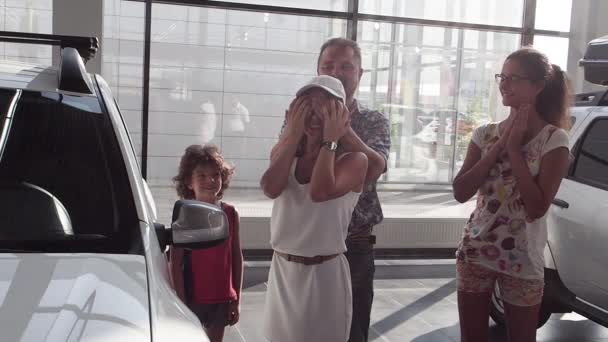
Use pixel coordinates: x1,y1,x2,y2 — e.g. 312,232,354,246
490,283,552,328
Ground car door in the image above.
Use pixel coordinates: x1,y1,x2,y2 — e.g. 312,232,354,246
548,112,608,310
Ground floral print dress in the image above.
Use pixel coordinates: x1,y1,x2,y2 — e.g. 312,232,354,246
456,122,569,280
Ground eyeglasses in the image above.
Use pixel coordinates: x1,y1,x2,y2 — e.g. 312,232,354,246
494,73,533,84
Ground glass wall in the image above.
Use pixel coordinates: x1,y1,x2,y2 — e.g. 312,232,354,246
146,3,346,189
221,0,348,12
94,0,582,194
0,0,53,65
102,0,145,165
359,0,524,27
533,36,570,71
535,0,573,32
358,21,519,183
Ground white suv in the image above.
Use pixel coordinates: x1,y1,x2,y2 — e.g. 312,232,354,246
0,31,225,341
490,35,608,328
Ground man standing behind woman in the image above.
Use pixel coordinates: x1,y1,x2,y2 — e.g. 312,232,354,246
453,47,572,342
270,37,391,342
318,38,391,342
260,75,367,341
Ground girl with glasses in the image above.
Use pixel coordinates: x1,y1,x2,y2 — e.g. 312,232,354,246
453,47,572,342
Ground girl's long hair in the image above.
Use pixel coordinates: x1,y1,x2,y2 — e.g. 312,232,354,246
507,47,573,129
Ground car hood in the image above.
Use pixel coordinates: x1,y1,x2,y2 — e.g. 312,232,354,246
0,253,150,342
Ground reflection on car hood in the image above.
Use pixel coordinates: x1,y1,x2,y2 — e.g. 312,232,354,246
0,253,150,342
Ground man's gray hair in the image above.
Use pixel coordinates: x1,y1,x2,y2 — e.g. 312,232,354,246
317,37,362,68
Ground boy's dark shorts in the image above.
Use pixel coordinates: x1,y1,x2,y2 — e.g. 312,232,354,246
188,302,231,329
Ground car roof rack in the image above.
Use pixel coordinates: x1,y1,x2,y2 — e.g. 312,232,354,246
0,31,98,62
0,31,99,94
579,35,608,86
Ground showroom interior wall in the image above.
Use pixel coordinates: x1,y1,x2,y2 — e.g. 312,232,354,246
2,0,607,190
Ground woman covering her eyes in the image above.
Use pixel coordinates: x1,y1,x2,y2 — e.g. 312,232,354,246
260,75,368,342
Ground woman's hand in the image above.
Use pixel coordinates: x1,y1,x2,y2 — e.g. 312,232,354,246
321,99,349,141
284,96,311,139
507,104,530,154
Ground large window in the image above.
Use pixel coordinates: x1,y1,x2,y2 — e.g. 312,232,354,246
535,0,573,32
0,0,53,65
359,0,524,27
146,3,346,189
533,36,570,71
103,0,145,165
97,0,579,192
359,22,518,183
221,0,347,12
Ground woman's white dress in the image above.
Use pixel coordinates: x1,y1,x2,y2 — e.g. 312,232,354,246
263,159,361,342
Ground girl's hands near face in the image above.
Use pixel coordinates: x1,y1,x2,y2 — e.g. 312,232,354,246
507,104,530,154
496,113,516,152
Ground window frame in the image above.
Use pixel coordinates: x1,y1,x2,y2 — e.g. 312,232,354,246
568,117,608,191
0,87,142,254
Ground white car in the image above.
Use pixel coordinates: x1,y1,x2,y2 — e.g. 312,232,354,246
0,32,224,341
490,35,608,328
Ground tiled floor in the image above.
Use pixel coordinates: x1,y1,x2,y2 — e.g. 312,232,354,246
222,260,608,342
150,187,608,340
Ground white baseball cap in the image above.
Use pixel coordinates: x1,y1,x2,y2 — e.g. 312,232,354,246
296,75,346,103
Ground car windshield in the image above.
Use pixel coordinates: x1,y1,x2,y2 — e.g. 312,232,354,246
0,88,140,253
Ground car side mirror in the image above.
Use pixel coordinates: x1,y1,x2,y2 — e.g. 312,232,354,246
169,200,229,249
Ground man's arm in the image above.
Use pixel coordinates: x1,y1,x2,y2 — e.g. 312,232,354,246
340,114,390,184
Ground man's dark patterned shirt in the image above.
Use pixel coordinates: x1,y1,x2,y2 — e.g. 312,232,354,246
344,100,391,238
